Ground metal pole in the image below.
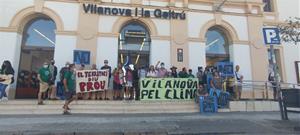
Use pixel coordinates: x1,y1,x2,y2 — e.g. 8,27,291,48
270,45,286,120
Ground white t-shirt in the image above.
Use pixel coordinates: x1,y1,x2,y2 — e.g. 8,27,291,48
147,71,157,78
235,71,243,85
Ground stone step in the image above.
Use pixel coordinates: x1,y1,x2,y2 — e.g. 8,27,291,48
0,100,196,105
0,100,200,114
0,104,199,110
0,100,281,115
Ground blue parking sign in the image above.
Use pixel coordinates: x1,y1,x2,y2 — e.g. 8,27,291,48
263,28,281,45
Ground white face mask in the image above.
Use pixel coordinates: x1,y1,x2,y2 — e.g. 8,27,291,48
43,65,48,68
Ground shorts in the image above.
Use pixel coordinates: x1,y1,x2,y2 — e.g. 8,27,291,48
65,90,76,100
113,82,122,90
125,81,133,87
39,82,50,93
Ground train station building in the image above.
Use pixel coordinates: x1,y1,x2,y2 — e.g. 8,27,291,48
0,0,299,99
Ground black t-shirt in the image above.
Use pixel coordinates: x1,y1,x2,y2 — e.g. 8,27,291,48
101,65,112,78
132,69,139,83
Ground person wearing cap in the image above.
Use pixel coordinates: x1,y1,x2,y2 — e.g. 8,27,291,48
100,60,112,100
48,59,58,100
63,63,77,115
37,62,51,105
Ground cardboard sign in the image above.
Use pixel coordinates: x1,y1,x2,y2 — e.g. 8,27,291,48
140,78,198,100
76,70,109,93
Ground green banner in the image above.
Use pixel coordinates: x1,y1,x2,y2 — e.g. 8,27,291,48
139,78,198,100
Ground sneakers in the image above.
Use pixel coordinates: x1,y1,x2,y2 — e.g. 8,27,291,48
37,102,44,105
63,105,71,110
63,111,71,115
1,97,8,102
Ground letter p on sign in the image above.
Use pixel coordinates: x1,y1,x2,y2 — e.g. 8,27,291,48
263,28,281,45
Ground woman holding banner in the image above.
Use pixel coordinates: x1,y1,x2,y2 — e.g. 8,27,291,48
146,65,157,78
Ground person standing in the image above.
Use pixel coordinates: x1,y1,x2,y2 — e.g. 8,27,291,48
234,65,243,100
37,62,51,105
113,64,123,100
187,69,195,78
197,67,204,85
268,66,281,100
0,60,15,101
132,65,139,100
48,59,58,100
58,62,70,99
90,64,98,100
170,66,178,78
178,67,188,78
63,64,76,115
124,66,133,100
100,60,112,100
146,65,157,78
138,66,147,79
156,61,168,78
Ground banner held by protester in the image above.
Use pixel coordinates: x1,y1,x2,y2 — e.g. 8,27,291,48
76,70,109,93
140,78,198,100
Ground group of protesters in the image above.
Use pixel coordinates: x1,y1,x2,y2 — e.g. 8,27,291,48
0,59,245,114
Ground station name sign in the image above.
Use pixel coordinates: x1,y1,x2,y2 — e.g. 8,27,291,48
83,3,186,20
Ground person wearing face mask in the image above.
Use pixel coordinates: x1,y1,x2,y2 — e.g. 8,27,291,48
0,60,15,101
155,61,168,78
37,62,51,105
100,60,112,100
63,64,76,115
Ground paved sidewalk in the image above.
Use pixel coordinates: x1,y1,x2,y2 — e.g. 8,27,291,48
0,112,299,135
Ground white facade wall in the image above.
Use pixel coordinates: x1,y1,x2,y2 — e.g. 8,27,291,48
54,35,77,73
187,12,214,38
0,0,34,27
97,37,119,69
142,1,169,7
44,1,79,31
98,16,118,33
150,40,171,69
222,15,248,41
229,44,253,81
188,4,212,11
188,42,206,75
282,43,300,84
151,19,170,36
